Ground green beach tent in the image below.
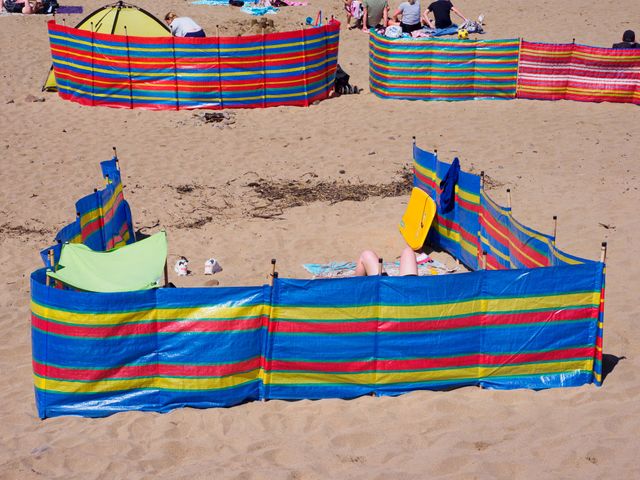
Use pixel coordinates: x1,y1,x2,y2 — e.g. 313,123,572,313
43,1,171,91
47,231,168,292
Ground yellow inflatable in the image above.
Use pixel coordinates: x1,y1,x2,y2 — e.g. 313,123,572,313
398,187,437,250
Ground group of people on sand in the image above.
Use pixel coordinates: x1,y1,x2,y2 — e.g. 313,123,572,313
345,0,466,34
2,0,56,14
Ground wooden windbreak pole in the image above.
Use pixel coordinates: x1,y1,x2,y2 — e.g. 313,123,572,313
322,19,329,99
124,26,133,109
46,248,55,287
270,259,277,286
171,34,180,110
163,260,169,286
482,250,487,270
515,37,523,99
480,170,485,189
216,25,223,109
300,24,309,106
506,188,512,211
113,146,119,169
378,258,383,275
552,215,558,245
600,242,608,264
90,22,95,106
262,27,267,109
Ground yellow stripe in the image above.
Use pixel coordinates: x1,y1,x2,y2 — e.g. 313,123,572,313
272,291,599,321
32,301,269,326
34,291,599,327
269,360,592,385
35,361,593,393
35,369,262,393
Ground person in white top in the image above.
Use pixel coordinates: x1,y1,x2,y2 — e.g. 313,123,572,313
164,11,206,37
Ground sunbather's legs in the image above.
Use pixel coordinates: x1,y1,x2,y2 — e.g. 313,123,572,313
355,250,381,276
399,246,418,276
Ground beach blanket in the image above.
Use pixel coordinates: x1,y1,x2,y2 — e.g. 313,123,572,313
193,0,305,5
56,6,83,14
303,257,457,278
192,0,229,5
242,4,278,15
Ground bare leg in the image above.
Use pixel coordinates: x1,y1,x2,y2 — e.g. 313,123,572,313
355,250,382,276
399,246,418,276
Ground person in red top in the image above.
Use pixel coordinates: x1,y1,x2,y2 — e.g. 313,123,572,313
422,0,466,30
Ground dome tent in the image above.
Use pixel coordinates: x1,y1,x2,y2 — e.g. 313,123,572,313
42,1,170,91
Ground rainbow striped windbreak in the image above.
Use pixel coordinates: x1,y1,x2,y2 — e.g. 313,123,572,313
39,158,134,268
31,153,605,418
369,33,520,101
516,40,640,104
32,262,603,418
47,20,340,110
369,35,639,105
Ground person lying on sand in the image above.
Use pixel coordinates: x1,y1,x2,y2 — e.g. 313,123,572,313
164,11,206,38
355,246,418,276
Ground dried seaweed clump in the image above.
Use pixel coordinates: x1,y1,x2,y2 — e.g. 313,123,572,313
245,165,413,218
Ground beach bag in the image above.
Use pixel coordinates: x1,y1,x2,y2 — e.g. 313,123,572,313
229,0,245,6
385,25,403,38
350,1,364,20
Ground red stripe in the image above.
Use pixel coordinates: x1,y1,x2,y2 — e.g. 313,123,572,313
269,307,598,334
32,315,267,338
33,357,262,381
481,207,549,267
269,347,594,373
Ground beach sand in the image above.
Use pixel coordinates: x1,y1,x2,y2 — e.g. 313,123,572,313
1,0,639,478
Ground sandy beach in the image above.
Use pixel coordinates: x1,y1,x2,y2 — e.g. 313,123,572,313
1,0,639,478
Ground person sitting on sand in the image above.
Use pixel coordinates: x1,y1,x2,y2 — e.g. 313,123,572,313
392,0,422,34
612,30,640,49
422,0,466,30
2,0,42,13
356,246,418,276
164,11,206,38
362,0,390,32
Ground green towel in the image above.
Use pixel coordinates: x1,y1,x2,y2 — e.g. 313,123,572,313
48,231,167,292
